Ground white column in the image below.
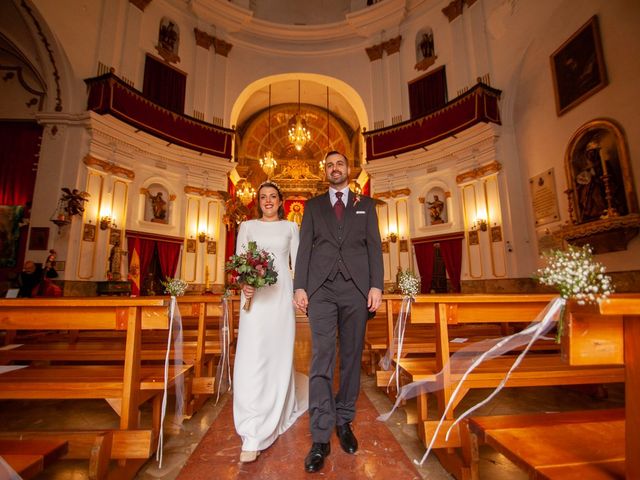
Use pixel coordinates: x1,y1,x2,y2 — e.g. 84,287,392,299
118,2,144,86
95,0,129,74
366,44,385,129
383,36,403,125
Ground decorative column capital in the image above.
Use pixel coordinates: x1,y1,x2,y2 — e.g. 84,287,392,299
129,0,152,12
382,35,402,55
213,38,233,57
194,28,215,49
365,44,384,61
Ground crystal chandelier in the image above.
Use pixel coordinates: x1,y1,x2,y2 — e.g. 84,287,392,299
259,85,277,177
288,80,311,151
236,180,256,206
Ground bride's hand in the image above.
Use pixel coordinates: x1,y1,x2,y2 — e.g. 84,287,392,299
242,285,255,298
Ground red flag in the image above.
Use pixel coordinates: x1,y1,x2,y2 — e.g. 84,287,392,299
128,237,141,296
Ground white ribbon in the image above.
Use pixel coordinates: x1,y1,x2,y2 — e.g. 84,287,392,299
378,297,565,466
215,295,233,403
156,295,184,468
379,296,412,395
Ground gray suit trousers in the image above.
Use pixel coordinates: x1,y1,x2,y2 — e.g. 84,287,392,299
307,273,368,443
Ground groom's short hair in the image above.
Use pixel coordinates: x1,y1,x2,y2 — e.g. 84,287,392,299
324,150,348,163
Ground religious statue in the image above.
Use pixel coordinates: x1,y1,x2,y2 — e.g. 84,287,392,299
108,240,123,281
428,195,445,224
60,188,90,216
420,32,435,59
147,191,167,222
159,21,178,54
287,202,304,227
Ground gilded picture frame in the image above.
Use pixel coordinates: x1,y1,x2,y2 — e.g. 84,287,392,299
550,16,608,116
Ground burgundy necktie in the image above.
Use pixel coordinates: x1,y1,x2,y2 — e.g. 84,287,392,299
334,192,345,221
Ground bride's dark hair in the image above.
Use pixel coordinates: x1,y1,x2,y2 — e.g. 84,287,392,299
257,181,285,219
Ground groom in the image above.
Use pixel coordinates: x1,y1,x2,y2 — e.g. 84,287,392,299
294,150,383,473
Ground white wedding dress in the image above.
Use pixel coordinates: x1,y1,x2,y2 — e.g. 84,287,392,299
233,219,309,452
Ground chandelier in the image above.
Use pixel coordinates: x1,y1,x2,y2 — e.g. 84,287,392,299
236,180,256,206
259,85,277,177
288,80,311,151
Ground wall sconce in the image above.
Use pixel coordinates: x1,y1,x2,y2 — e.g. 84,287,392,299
388,232,398,243
100,215,113,230
198,231,207,243
472,219,488,232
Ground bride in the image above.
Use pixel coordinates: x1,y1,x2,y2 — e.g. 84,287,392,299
233,181,308,462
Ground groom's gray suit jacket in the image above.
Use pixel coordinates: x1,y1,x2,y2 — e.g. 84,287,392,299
294,191,383,297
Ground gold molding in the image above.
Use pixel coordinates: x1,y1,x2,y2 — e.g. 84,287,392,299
365,44,384,61
83,155,135,180
184,186,224,198
194,28,214,49
382,36,402,55
374,188,411,199
213,38,233,57
456,161,502,184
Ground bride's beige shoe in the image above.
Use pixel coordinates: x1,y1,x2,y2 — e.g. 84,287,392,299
239,450,260,463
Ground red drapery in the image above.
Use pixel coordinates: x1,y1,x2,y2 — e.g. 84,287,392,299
409,66,448,119
157,241,181,278
439,238,463,293
143,55,186,114
137,238,156,290
413,242,435,294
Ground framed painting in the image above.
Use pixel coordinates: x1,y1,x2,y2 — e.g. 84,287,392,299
550,15,608,116
206,240,217,255
28,226,48,251
82,223,96,242
186,239,197,253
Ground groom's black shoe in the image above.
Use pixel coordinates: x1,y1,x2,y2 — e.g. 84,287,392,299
336,423,358,454
304,442,330,473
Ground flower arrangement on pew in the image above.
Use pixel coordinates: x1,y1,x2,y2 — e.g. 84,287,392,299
536,244,613,341
380,269,420,394
161,277,188,297
226,240,278,311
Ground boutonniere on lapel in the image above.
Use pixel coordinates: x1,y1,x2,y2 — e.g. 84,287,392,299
352,193,361,207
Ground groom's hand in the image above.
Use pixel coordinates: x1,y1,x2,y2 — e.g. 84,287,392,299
367,287,382,313
294,288,308,313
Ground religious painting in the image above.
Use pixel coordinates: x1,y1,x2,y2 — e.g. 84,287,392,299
109,228,121,246
468,230,479,246
28,226,48,251
285,200,305,227
186,239,197,253
381,241,389,254
490,225,503,243
82,223,96,242
565,119,636,224
399,239,409,252
206,240,216,255
54,261,65,272
0,206,24,267
550,16,608,116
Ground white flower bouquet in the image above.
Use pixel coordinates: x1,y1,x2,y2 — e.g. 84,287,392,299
397,269,420,298
161,277,188,297
536,244,613,339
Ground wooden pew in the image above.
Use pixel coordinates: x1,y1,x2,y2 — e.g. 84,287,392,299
462,408,625,479
385,294,624,479
0,297,191,479
0,438,68,479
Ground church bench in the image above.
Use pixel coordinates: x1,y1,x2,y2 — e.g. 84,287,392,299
0,295,231,416
385,294,624,479
461,408,625,479
0,297,190,478
0,438,68,479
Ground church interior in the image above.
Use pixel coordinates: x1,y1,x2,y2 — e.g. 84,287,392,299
0,0,639,478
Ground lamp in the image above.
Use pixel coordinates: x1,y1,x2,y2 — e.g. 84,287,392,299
236,179,256,206
472,218,488,231
288,80,311,151
259,85,278,177
388,232,398,243
198,231,207,243
99,215,113,230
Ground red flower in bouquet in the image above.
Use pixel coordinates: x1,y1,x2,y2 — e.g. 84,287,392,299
226,240,278,311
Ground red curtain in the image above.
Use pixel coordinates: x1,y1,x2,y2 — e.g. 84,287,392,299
440,238,463,292
157,241,181,279
413,242,435,294
409,66,447,119
138,238,156,285
0,121,41,206
143,55,186,114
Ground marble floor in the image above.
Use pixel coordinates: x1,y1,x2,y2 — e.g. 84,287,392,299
0,321,624,480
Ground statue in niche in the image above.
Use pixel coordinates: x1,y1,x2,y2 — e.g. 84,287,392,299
428,195,445,224
141,187,169,223
420,32,435,59
159,20,179,54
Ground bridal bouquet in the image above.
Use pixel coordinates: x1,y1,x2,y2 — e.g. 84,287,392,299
226,241,278,311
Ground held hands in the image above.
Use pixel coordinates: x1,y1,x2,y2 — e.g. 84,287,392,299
367,287,382,313
293,288,308,314
242,284,256,299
